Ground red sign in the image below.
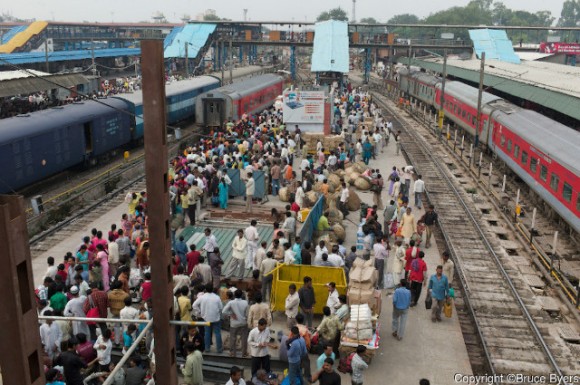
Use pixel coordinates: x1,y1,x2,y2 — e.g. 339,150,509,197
539,42,580,54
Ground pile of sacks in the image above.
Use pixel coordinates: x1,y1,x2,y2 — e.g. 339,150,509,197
347,257,381,314
344,304,373,341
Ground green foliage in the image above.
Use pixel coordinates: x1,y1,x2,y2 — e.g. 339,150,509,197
360,17,378,24
387,14,421,25
317,7,349,22
558,0,580,27
203,13,221,21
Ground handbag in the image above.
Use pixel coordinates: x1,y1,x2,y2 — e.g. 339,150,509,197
444,298,453,318
86,296,99,326
395,226,403,238
425,292,433,310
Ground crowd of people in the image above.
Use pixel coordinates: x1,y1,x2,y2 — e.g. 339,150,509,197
36,83,453,385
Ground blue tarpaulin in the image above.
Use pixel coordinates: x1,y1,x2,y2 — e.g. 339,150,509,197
469,29,520,64
311,20,349,73
164,23,216,59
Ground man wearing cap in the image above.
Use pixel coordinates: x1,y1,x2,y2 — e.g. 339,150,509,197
64,286,89,336
325,282,340,315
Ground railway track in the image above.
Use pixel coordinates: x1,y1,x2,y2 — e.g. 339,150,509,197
370,91,580,383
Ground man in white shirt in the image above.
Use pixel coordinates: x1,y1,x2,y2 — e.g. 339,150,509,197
245,172,255,213
285,284,300,328
247,318,271,377
202,228,218,254
39,312,62,360
327,245,345,267
93,329,113,371
119,297,140,333
327,152,338,171
192,285,224,353
245,220,260,270
325,282,340,315
314,240,329,265
228,229,248,279
373,238,389,289
339,182,350,217
413,174,425,209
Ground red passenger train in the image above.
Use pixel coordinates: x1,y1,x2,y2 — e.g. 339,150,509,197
399,69,580,233
195,74,284,127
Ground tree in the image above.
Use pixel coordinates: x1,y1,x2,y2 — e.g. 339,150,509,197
558,0,580,27
203,13,221,21
387,14,421,25
317,7,349,22
360,17,378,24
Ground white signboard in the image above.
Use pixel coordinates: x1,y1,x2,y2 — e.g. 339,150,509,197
283,90,325,124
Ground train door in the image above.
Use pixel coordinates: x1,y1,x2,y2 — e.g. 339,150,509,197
203,98,224,127
83,122,93,154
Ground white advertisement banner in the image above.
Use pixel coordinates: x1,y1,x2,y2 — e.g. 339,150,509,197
283,90,325,124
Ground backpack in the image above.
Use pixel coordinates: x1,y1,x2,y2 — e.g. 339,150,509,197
338,352,356,374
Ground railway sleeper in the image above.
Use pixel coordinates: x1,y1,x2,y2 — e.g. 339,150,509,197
492,358,552,374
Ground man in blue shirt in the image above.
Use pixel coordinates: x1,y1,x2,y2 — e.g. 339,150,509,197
392,279,412,341
287,326,307,385
428,265,449,322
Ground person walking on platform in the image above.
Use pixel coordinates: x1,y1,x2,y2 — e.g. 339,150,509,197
409,252,427,307
399,207,417,243
222,289,249,358
418,205,438,248
392,279,411,340
413,174,425,209
228,229,247,280
428,265,449,322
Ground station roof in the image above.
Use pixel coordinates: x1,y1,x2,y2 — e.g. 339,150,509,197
406,56,580,122
0,73,89,98
0,48,140,65
164,23,216,59
311,20,349,73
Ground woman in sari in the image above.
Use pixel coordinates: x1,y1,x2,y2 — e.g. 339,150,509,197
218,178,229,209
388,166,399,196
95,244,110,291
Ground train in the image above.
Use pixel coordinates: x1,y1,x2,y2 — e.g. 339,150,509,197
399,69,580,234
0,68,280,194
195,73,284,127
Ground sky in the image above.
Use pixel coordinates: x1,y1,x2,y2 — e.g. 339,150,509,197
2,0,566,24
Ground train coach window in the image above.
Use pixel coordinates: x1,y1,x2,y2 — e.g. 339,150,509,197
550,173,559,192
577,194,580,212
514,145,520,159
540,165,548,182
521,151,528,165
562,182,572,202
530,158,538,173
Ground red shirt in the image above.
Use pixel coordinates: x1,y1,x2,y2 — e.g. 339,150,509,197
409,258,427,282
186,251,201,275
56,269,68,283
290,202,300,213
141,281,152,303
405,246,420,271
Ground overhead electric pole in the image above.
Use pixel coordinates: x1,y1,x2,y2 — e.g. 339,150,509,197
438,50,448,137
475,51,485,147
352,0,356,23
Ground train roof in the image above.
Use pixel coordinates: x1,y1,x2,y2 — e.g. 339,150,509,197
438,81,502,110
0,98,129,143
404,70,440,87
211,74,283,98
492,108,580,176
116,75,220,105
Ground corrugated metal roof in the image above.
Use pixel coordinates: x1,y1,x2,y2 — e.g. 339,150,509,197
179,224,274,278
311,20,349,73
469,29,520,64
164,23,216,59
406,57,580,122
0,69,49,81
115,75,220,104
0,48,140,65
0,73,88,98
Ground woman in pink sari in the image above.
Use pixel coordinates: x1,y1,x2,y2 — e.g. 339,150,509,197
95,244,110,291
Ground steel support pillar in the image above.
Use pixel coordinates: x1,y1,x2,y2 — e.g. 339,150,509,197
0,195,44,385
290,45,296,81
239,46,243,64
141,40,177,385
364,48,372,84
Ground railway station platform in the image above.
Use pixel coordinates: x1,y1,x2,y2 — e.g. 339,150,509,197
28,96,473,384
